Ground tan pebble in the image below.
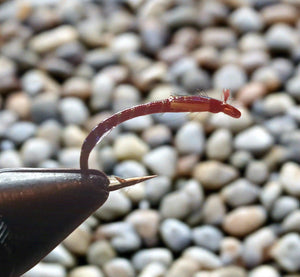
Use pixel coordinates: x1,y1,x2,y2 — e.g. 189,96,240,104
5,92,31,119
211,266,247,277
69,265,104,277
193,47,220,70
166,258,199,277
261,4,298,25
280,162,300,197
223,206,267,237
220,237,242,264
176,154,199,176
62,77,91,99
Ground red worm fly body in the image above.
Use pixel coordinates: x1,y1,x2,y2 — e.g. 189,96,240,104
80,89,241,171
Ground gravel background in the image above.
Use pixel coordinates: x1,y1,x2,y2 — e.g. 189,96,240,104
0,0,299,276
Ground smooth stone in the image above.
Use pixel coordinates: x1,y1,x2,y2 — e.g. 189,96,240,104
62,77,91,99
69,265,104,277
132,248,173,271
143,146,177,178
282,210,300,232
211,266,247,277
222,178,259,207
6,121,36,145
242,228,276,267
286,76,300,101
85,49,118,70
87,240,116,267
264,116,297,138
95,190,131,221
5,92,31,119
213,64,247,92
56,41,85,65
139,262,167,277
240,50,269,74
40,57,73,79
113,160,148,179
111,33,141,53
237,82,267,107
245,160,269,185
202,194,226,225
261,4,298,25
193,47,220,70
160,218,192,252
44,245,75,268
61,125,86,148
201,27,236,49
0,110,17,137
193,161,238,189
166,257,199,277
63,225,91,255
260,181,282,210
183,247,222,269
0,149,23,168
126,209,160,247
180,68,211,93
104,258,135,277
271,196,299,221
262,93,295,116
271,58,294,83
192,225,223,252
223,206,267,237
144,176,172,205
58,147,80,168
220,237,242,265
251,66,281,91
59,97,89,125
142,125,172,148
22,263,66,277
112,84,141,111
271,233,300,272
280,162,300,196
29,25,78,53
239,33,267,52
230,150,253,170
206,129,232,161
229,7,264,33
113,134,149,160
175,122,205,155
163,6,198,28
21,137,53,166
98,146,117,173
249,265,280,277
234,126,274,154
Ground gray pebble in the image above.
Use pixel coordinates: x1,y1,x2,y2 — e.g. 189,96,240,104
245,160,269,185
59,97,89,125
132,248,173,272
0,110,17,137
58,147,80,168
87,240,116,267
145,176,172,205
180,68,211,94
202,194,226,225
160,218,192,252
138,262,167,277
111,33,141,54
264,116,297,138
142,124,172,148
271,196,299,221
0,149,23,168
271,233,300,272
85,49,118,70
220,237,242,265
113,160,148,179
44,245,75,268
112,84,141,112
192,225,223,252
260,181,282,211
286,75,300,101
201,27,236,49
143,146,177,178
213,64,247,91
262,93,295,116
37,120,62,147
104,258,135,277
271,58,294,83
239,33,267,52
230,150,253,170
230,7,264,33
282,210,300,232
234,125,274,154
98,146,117,173
251,66,281,91
6,121,36,145
21,138,53,166
222,178,259,207
175,122,205,155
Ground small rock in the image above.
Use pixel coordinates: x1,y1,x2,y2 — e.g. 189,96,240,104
166,257,199,277
230,150,253,170
139,262,167,277
6,121,36,145
85,49,118,70
5,92,31,119
245,160,269,185
202,194,226,225
192,225,223,252
251,66,281,91
220,237,242,265
271,233,300,272
87,240,116,267
104,258,135,277
280,162,300,196
222,178,259,207
223,206,267,237
132,248,173,271
145,176,172,205
286,76,300,101
234,126,274,154
23,263,66,277
69,265,104,277
262,4,298,25
193,161,238,190
271,196,299,221
212,266,247,277
143,146,177,178
160,218,192,252
239,33,267,52
262,93,295,116
237,82,267,107
44,245,75,268
112,84,141,112
201,28,236,49
62,77,91,99
142,124,172,148
113,160,148,179
180,68,211,94
249,265,280,277
282,210,300,232
260,181,282,210
111,33,141,53
61,125,86,148
0,150,23,168
58,147,80,168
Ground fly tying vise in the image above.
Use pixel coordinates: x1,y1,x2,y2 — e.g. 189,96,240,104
0,89,240,277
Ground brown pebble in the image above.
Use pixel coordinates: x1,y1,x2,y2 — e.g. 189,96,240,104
236,82,268,106
261,4,298,25
5,92,31,119
62,77,92,99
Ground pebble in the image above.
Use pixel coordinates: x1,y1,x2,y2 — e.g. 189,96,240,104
193,161,238,190
280,162,300,196
87,240,116,267
139,262,167,277
222,206,267,237
222,178,259,207
36,120,61,148
239,33,267,52
112,84,141,112
63,225,91,255
234,126,274,154
0,149,23,168
251,66,281,91
6,121,36,145
259,181,282,211
271,196,299,221
44,245,75,268
61,125,86,148
192,225,223,252
262,93,295,116
166,257,199,277
95,190,131,221
103,258,135,277
113,160,148,179
202,194,226,225
261,4,298,25
220,237,242,265
229,7,264,33
245,160,269,185
213,64,247,91
58,147,80,168
59,97,89,125
111,33,141,54
206,129,232,161
142,124,172,148
242,227,276,267
180,68,211,93
29,25,78,53
22,263,66,277
271,58,294,83
21,137,53,166
183,247,222,269
5,92,31,119
144,176,172,205
62,77,91,99
69,265,104,277
237,82,267,107
132,248,173,272
211,266,247,277
56,41,85,65
230,150,253,170
126,209,160,247
249,265,280,277
193,47,219,70
270,233,300,272
282,210,300,232
174,122,205,155
113,134,149,160
286,75,300,101
265,23,297,54
85,49,118,71
143,146,177,178
160,218,192,252
201,28,236,49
